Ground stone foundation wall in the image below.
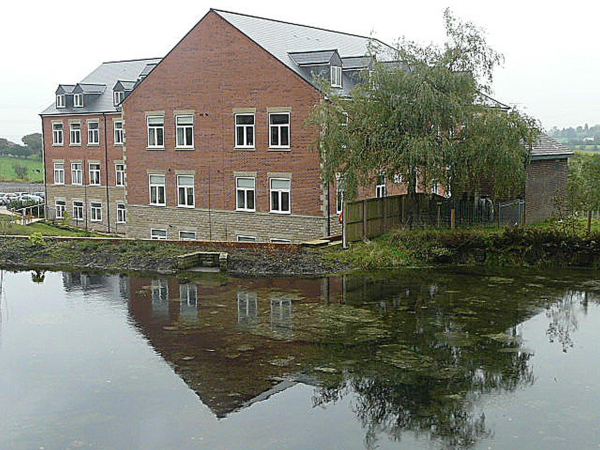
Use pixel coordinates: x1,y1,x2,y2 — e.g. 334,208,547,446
127,205,327,243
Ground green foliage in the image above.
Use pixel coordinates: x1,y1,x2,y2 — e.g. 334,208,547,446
21,133,42,156
29,232,46,247
309,9,539,201
568,153,600,214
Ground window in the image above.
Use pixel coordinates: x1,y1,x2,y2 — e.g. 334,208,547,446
269,113,290,148
113,91,124,106
73,201,84,220
149,174,166,205
74,93,83,108
89,163,101,186
270,238,291,244
151,229,167,240
55,200,66,219
71,163,82,185
90,202,102,222
376,175,386,198
237,235,256,242
53,162,64,185
235,114,254,148
270,178,291,213
114,121,124,145
115,164,125,187
56,94,65,108
331,65,342,88
179,231,197,241
116,203,126,223
236,177,255,212
70,123,81,145
176,115,194,148
147,116,164,148
88,122,99,145
177,175,194,207
52,123,63,145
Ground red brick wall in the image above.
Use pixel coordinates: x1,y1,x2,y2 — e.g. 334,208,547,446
525,158,569,224
123,11,323,217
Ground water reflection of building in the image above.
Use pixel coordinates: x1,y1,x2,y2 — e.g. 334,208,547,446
62,272,129,300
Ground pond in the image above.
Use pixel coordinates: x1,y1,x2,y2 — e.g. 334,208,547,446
1,267,600,449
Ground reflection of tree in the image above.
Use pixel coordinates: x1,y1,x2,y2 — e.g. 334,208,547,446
545,290,598,353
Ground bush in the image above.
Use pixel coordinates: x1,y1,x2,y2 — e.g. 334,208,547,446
13,163,28,179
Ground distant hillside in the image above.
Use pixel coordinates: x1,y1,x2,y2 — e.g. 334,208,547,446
549,124,600,152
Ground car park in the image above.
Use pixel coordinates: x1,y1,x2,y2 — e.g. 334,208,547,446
18,194,44,204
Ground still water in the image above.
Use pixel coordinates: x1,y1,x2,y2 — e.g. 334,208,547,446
0,268,599,449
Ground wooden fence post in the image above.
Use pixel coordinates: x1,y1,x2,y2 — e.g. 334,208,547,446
363,200,368,239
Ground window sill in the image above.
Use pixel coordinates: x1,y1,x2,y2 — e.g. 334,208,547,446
268,147,291,152
177,205,195,208
235,209,256,213
234,146,256,151
114,143,124,146
69,144,82,147
87,144,100,147
149,203,166,207
52,144,64,147
146,147,165,151
175,147,195,151
270,211,291,215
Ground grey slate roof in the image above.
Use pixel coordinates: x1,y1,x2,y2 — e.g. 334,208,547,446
41,57,161,116
213,9,395,95
530,134,574,160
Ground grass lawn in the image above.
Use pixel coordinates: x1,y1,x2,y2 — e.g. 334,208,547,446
0,216,94,237
0,156,44,182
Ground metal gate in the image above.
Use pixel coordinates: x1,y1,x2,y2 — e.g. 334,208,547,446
498,200,525,226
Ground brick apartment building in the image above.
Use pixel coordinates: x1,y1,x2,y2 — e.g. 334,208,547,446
40,9,571,241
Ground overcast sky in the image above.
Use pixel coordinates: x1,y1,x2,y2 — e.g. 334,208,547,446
1,0,597,143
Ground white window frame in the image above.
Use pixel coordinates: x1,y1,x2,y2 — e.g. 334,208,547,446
116,203,126,223
179,231,197,241
87,121,100,145
237,235,257,243
376,175,386,198
56,94,65,108
236,177,256,212
270,178,291,214
70,123,81,145
113,91,124,106
175,115,194,149
330,65,343,88
151,229,167,240
90,202,102,222
270,238,291,244
177,174,195,208
73,201,84,221
55,200,66,219
149,174,166,206
114,120,124,145
74,93,83,108
269,112,290,148
53,162,64,185
235,114,255,148
147,116,164,148
52,123,63,145
115,164,125,187
89,163,101,186
71,162,82,185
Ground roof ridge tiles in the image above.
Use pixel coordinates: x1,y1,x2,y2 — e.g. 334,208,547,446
102,57,162,64
211,8,377,42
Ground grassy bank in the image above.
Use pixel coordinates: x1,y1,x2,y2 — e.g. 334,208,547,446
0,156,44,182
325,221,600,270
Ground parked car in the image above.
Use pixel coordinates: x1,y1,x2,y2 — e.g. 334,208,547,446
31,191,46,199
0,193,19,205
18,194,44,204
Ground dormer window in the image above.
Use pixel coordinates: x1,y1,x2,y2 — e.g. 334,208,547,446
331,65,342,88
56,94,65,108
114,91,124,106
74,93,83,108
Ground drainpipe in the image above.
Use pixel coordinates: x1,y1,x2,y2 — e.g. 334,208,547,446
102,113,111,233
326,181,331,237
40,115,48,219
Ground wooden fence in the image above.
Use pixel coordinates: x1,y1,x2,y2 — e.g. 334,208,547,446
344,193,497,242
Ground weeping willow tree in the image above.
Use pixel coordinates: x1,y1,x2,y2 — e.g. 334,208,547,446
310,9,540,201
